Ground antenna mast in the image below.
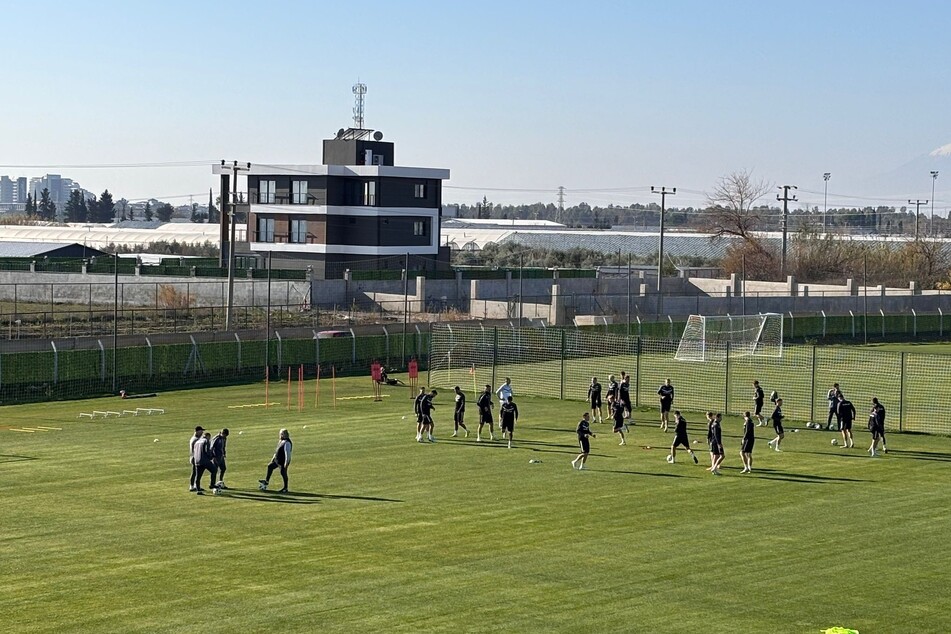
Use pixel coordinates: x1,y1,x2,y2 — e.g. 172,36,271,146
352,82,367,129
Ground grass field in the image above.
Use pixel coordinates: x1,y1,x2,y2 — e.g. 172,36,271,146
3,376,951,633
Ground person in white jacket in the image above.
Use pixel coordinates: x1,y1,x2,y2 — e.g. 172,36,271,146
259,429,293,493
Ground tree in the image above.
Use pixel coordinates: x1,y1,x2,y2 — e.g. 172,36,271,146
23,193,35,217
190,202,200,223
64,189,88,223
96,190,115,223
703,170,772,243
37,188,56,221
156,202,175,222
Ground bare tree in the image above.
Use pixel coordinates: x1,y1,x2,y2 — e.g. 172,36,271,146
704,170,772,243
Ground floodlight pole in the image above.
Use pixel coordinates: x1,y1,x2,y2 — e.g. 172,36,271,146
402,252,409,363
822,173,831,232
930,171,939,237
222,160,251,331
265,251,272,377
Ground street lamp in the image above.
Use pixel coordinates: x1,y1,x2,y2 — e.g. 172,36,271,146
823,173,831,232
931,171,939,237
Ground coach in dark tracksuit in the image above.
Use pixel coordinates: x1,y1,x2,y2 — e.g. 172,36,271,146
192,431,217,494
210,428,229,489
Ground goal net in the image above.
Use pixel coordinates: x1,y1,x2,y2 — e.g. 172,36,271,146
675,313,783,362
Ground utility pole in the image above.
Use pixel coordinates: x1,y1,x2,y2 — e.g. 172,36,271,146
930,171,939,237
822,173,831,232
908,199,928,240
650,186,676,293
777,185,798,278
221,160,251,331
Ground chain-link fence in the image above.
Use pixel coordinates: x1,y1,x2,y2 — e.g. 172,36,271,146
0,325,430,405
428,323,951,435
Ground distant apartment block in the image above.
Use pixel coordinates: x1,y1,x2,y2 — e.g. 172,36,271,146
0,175,28,211
214,128,450,278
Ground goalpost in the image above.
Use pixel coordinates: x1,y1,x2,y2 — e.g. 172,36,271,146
675,313,783,362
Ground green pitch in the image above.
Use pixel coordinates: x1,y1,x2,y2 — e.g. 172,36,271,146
2,378,950,633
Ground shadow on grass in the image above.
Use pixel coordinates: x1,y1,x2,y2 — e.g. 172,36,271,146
0,454,37,464
588,469,687,478
748,469,870,484
221,489,402,504
888,449,951,462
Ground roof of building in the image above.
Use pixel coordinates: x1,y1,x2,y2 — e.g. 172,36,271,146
443,218,566,228
0,221,225,249
0,241,110,258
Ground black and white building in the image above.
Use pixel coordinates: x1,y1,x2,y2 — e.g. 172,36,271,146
216,129,450,278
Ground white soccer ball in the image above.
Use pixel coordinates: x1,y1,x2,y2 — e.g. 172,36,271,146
258,482,268,491
213,487,222,496
402,416,406,420
806,422,814,429
831,438,838,446
302,425,308,429
153,438,159,442
666,455,674,463
238,431,243,435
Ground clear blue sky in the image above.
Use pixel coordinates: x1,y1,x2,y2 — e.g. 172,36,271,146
2,0,950,210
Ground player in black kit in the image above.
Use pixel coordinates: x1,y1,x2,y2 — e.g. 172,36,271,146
610,395,627,445
499,395,518,449
588,377,604,424
767,398,785,452
657,378,674,431
753,380,766,426
740,411,755,473
667,410,698,464
414,387,427,443
707,412,724,475
476,384,496,442
451,386,469,438
619,372,633,418
868,397,887,457
836,393,856,449
571,412,596,470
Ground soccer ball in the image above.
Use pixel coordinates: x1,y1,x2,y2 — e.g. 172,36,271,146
213,486,223,496
666,455,674,464
831,438,838,446
258,482,268,491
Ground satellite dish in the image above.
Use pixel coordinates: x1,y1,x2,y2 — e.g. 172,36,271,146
337,128,345,139
373,131,383,141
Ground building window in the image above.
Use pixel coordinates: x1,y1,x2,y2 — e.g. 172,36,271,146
292,180,308,204
290,219,307,243
414,220,427,236
257,217,275,242
363,181,376,206
259,180,276,204
414,183,427,199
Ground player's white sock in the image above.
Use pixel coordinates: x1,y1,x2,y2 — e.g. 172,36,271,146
619,439,626,446
464,429,469,438
507,440,512,449
451,431,457,437
571,458,578,468
476,435,482,442
578,463,585,470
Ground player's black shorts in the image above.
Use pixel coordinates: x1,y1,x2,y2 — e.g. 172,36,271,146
480,409,492,424
422,414,433,426
709,444,723,456
416,413,423,424
773,422,784,435
454,410,465,424
741,439,754,453
579,437,590,453
754,400,764,415
672,434,690,449
870,424,884,438
613,420,624,432
841,419,853,432
590,397,602,408
213,457,227,471
501,420,514,433
660,399,672,413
